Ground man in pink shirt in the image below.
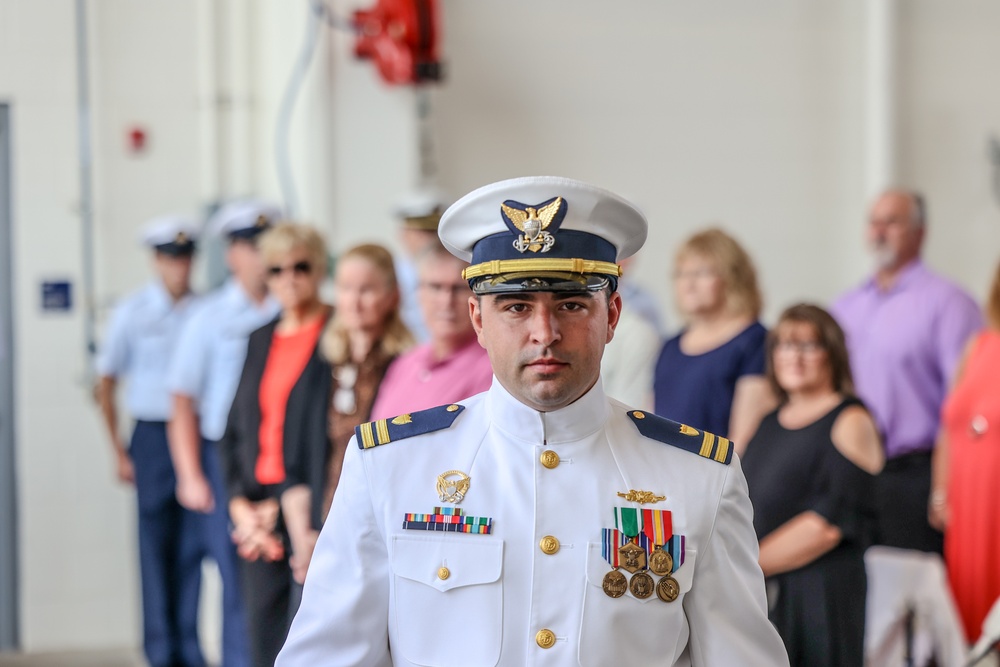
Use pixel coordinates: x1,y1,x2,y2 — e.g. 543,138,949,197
371,243,493,418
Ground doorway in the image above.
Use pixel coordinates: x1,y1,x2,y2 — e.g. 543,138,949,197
0,103,19,651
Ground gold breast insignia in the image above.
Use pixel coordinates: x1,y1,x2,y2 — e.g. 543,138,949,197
617,489,666,504
436,470,471,504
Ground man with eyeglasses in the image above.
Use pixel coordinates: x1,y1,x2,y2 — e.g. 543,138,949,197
370,242,492,418
166,199,282,667
277,176,787,666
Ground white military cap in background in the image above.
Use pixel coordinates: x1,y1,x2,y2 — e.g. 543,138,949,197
208,199,283,240
438,175,648,294
394,187,450,231
139,214,200,256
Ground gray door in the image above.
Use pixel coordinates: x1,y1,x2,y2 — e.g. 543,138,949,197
0,103,19,651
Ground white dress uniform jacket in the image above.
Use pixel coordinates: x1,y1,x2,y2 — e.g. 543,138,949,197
277,379,788,667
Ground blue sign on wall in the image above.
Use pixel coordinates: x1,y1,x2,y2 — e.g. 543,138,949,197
41,281,72,312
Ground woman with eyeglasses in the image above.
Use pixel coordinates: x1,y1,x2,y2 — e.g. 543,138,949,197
279,243,413,579
653,228,776,453
218,223,333,667
741,304,883,666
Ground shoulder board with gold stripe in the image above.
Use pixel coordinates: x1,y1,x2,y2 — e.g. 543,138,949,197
625,410,733,465
355,403,466,450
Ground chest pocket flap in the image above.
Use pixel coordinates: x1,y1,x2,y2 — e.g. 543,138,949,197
391,535,503,593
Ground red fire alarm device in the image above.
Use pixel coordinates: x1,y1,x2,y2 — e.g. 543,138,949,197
353,0,441,85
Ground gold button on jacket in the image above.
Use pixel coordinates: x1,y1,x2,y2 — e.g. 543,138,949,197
539,535,560,555
535,629,556,649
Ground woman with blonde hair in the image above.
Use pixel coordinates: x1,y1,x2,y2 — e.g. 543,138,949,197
932,259,1000,643
280,243,412,585
219,222,333,666
653,228,775,451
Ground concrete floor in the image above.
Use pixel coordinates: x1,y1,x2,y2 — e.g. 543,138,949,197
0,649,145,666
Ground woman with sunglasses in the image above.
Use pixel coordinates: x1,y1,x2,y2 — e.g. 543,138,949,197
219,223,333,667
741,304,883,666
279,242,413,583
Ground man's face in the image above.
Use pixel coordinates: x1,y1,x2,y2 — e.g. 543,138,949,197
226,238,266,291
469,289,621,412
867,192,924,271
418,257,474,344
154,252,193,296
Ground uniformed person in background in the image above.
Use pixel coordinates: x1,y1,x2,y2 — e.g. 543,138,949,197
95,215,206,667
393,187,449,344
166,199,282,667
276,176,789,666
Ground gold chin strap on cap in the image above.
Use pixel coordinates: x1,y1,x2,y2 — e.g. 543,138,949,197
463,258,622,281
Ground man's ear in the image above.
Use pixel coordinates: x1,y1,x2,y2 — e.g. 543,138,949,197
606,291,623,344
469,295,486,347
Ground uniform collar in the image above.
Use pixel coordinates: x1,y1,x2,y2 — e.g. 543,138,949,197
222,277,279,313
485,375,609,446
149,280,193,311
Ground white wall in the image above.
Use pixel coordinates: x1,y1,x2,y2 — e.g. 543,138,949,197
0,0,141,651
2,0,1000,653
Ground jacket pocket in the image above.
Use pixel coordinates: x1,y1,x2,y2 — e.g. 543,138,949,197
390,535,503,667
578,541,697,665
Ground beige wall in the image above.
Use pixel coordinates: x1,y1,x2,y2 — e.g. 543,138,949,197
1,0,999,652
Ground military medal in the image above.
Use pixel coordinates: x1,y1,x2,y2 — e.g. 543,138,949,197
601,528,628,598
618,540,646,574
630,570,655,599
603,569,628,598
639,508,674,575
656,575,680,603
649,546,674,577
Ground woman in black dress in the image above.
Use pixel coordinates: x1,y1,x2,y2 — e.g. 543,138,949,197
742,304,883,666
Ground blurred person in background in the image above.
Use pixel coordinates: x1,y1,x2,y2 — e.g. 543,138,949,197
370,241,491,419
96,215,205,667
392,188,449,344
831,189,981,556
218,223,332,666
932,258,1000,644
742,304,883,667
653,228,775,451
279,243,412,585
166,199,283,667
600,254,661,410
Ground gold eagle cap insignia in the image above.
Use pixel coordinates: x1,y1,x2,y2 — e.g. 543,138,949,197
501,197,563,253
617,489,667,504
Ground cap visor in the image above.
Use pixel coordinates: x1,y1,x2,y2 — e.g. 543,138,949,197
471,272,613,295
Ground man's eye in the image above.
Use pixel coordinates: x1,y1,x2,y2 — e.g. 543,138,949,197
561,302,585,311
506,303,528,313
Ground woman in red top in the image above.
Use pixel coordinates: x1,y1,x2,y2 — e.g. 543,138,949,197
219,223,332,667
933,260,1000,643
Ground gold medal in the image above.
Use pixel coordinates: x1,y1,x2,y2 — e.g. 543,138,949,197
618,541,646,574
649,546,673,577
630,570,655,599
602,568,627,598
656,575,680,603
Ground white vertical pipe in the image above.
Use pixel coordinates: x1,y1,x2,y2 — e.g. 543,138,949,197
866,0,900,198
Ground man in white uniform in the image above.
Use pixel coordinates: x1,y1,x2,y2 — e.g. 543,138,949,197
277,176,788,666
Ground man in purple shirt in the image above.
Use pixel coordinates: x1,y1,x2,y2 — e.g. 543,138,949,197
370,243,493,419
831,189,982,554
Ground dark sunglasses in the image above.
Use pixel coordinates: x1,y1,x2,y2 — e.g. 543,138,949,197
267,260,312,277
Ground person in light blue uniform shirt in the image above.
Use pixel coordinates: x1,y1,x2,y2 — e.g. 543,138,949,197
96,215,206,667
166,199,282,667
